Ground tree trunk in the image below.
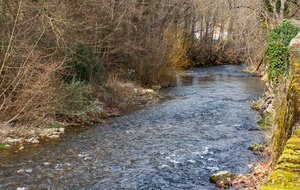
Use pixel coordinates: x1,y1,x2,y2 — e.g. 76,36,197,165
269,0,279,22
279,0,286,21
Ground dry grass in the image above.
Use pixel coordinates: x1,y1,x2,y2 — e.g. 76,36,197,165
0,122,12,142
0,122,33,143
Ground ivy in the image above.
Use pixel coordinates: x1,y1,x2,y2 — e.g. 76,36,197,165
265,19,300,87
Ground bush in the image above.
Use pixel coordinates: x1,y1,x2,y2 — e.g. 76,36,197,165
66,42,104,83
265,19,300,87
55,80,102,123
266,41,289,84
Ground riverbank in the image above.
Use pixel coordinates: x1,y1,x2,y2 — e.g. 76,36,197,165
230,30,300,190
0,84,161,148
0,65,266,189
259,32,300,189
229,88,275,189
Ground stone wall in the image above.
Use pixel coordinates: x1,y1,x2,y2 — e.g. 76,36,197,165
261,33,300,189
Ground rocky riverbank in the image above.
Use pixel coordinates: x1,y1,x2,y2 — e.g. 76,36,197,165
0,86,160,149
227,31,300,190
209,89,275,189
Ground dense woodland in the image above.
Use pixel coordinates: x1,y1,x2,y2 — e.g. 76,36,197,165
0,0,299,127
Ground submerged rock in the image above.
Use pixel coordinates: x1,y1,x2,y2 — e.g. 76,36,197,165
209,171,236,188
247,142,265,152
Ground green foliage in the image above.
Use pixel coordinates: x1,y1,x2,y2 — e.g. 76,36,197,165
257,113,272,130
56,80,102,123
266,41,289,84
267,20,300,47
0,143,9,149
0,1,7,23
265,20,300,87
66,42,104,82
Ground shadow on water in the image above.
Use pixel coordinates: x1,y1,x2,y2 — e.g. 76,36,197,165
0,65,266,190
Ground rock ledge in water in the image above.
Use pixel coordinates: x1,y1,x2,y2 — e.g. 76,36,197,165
209,171,236,188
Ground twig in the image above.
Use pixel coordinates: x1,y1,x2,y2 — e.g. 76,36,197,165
256,56,264,71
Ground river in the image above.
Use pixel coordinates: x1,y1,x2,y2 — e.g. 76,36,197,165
0,65,265,190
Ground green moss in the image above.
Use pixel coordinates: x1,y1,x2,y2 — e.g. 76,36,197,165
0,143,9,149
293,74,300,78
273,103,288,160
287,136,300,146
276,160,300,170
281,147,300,156
294,129,300,137
257,113,272,130
261,170,300,190
263,30,300,190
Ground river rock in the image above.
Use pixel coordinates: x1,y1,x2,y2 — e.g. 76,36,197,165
25,138,34,143
247,143,265,152
31,139,40,144
209,171,236,188
59,128,65,134
7,138,21,143
140,89,154,95
49,135,60,139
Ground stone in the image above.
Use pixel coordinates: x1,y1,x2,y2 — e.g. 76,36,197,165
140,89,154,95
290,32,300,47
7,139,21,143
59,128,65,133
247,143,265,152
47,128,55,132
25,138,34,143
209,171,236,188
31,139,40,144
49,135,60,139
145,89,154,94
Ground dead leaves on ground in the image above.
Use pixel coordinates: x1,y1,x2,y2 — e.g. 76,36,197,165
231,161,273,190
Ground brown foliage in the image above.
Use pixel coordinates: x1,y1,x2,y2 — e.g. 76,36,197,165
0,0,275,126
0,0,65,125
232,147,273,189
0,0,198,125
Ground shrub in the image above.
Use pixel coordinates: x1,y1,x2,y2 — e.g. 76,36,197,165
55,80,102,123
265,19,300,87
66,42,104,83
266,41,289,84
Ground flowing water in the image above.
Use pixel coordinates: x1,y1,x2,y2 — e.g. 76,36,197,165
0,65,266,190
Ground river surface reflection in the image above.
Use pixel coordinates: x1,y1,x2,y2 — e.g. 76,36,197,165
0,65,265,190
